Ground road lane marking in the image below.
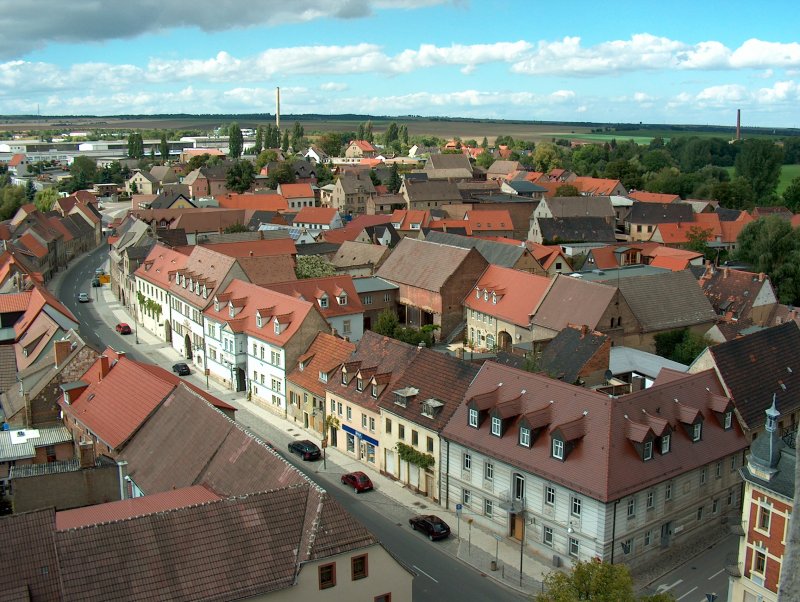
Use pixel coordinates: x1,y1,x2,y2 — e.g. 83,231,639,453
413,565,439,583
656,579,683,592
676,586,697,600
708,568,725,580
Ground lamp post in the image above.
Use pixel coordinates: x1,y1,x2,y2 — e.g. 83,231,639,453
134,304,139,344
504,498,526,588
312,401,327,469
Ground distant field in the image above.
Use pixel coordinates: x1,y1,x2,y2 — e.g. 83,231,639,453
563,132,657,145
723,164,800,195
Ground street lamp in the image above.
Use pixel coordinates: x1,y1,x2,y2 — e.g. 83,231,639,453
312,401,327,470
503,498,526,587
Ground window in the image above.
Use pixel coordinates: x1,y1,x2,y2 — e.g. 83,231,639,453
271,378,281,392
361,414,367,428
463,452,472,471
384,293,391,303
644,530,651,546
468,408,478,428
256,315,263,328
319,371,328,383
346,406,352,420
375,594,392,602
347,433,355,453
319,563,336,590
700,467,707,485
343,319,351,334
411,430,418,446
724,411,733,430
758,506,771,532
543,526,554,547
331,399,336,414
661,434,671,454
385,418,392,434
643,440,653,461
647,490,654,509
252,343,257,356
571,496,582,517
485,462,494,482
337,402,343,416
697,506,704,521
665,482,672,501
363,295,373,305
271,350,280,365
463,489,472,505
351,555,368,580
713,499,719,514
484,499,493,517
716,461,722,478
545,485,555,506
569,537,580,558
398,424,405,440
371,383,378,398
692,422,702,442
513,474,525,501
356,377,364,392
491,416,501,437
627,497,636,518
427,436,434,453
260,346,265,360
320,297,329,308
552,438,564,460
338,294,347,306
519,426,531,447
754,550,766,574
731,455,737,471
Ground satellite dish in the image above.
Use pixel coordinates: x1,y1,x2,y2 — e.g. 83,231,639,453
604,369,613,382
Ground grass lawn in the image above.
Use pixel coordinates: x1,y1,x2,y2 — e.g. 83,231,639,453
723,164,800,196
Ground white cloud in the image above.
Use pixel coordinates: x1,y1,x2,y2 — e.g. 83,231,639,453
731,39,800,68
633,92,655,102
320,82,348,91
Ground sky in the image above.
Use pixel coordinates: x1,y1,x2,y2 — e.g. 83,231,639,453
0,0,798,128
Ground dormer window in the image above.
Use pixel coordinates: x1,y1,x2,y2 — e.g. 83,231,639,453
341,370,347,385
356,377,364,392
660,433,671,454
552,437,564,460
468,408,478,428
491,416,502,437
724,411,733,430
692,422,702,442
475,289,480,299
229,305,235,318
319,296,329,309
256,314,263,328
483,290,488,301
319,371,328,383
421,399,443,418
214,299,220,312
519,426,531,447
338,294,347,305
643,440,653,461
395,393,407,407
371,383,378,398
274,320,280,335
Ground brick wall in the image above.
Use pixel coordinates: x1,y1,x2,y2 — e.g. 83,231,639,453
12,462,122,513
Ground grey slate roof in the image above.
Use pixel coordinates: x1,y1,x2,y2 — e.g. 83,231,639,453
537,216,617,244
610,346,688,379
424,230,526,268
614,270,717,331
539,326,608,383
627,202,693,224
352,276,399,294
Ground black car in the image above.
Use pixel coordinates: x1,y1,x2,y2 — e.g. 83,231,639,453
172,362,190,376
288,439,321,461
409,515,451,541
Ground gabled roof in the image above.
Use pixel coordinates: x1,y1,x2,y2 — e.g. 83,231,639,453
198,237,297,258
700,267,775,322
572,176,625,196
464,209,513,231
330,240,389,270
532,274,617,332
465,265,552,327
266,275,364,319
169,246,238,307
293,206,338,225
613,270,717,331
376,237,486,293
443,361,746,502
425,231,528,268
627,202,693,225
337,171,376,195
278,182,314,198
541,196,615,218
350,139,377,152
216,193,288,211
698,321,800,431
135,244,190,290
539,325,609,383
288,332,356,398
13,284,77,338
628,191,680,204
537,216,617,244
404,179,461,203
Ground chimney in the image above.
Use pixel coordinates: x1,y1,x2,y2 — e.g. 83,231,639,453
249,250,254,257
581,324,589,337
79,440,95,469
99,355,110,380
54,340,72,368
758,272,765,282
736,109,741,141
723,267,729,279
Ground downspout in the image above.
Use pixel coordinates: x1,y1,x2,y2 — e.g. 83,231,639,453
610,499,619,564
445,439,450,510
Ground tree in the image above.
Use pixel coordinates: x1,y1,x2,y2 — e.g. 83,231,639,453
476,150,494,169
783,176,800,212
228,122,243,159
736,215,800,304
0,185,25,220
374,308,399,336
225,160,255,194
316,162,334,186
384,122,399,145
555,184,580,197
685,225,714,254
364,120,374,142
712,176,756,211
291,121,304,150
400,124,409,145
369,169,381,186
387,163,402,193
481,136,488,149
159,133,169,163
357,122,365,141
127,132,144,159
25,179,35,202
735,138,784,202
295,255,335,279
267,160,296,189
537,559,643,602
69,156,97,191
281,130,290,152
188,153,213,171
253,125,264,155
255,149,278,172
34,187,59,212
570,144,608,176
533,142,563,172
317,132,343,158
223,222,249,233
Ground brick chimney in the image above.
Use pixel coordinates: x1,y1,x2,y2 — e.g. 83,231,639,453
78,440,95,469
758,272,766,282
723,267,729,279
99,355,110,381
54,340,72,368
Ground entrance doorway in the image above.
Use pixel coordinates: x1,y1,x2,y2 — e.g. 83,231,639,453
510,513,524,540
184,333,192,360
660,521,672,547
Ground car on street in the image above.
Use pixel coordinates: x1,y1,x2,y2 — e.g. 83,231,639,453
287,439,321,461
409,515,451,541
341,471,373,493
78,292,90,303
115,323,132,335
172,362,190,376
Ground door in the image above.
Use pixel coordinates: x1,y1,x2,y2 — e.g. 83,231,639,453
364,316,372,331
303,412,309,428
409,464,420,488
385,449,396,476
424,472,434,498
660,521,672,547
330,427,338,448
511,513,524,540
236,368,246,392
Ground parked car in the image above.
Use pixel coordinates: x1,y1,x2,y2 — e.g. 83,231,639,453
341,471,373,493
115,323,132,335
409,515,451,541
172,362,190,376
78,292,90,303
91,278,101,287
287,439,321,461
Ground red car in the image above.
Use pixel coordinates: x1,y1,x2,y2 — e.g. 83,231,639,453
341,471,373,493
115,323,132,335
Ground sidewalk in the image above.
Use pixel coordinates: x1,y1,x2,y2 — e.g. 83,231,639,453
68,260,550,597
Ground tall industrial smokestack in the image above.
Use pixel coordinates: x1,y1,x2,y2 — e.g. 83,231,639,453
276,87,281,131
736,109,741,141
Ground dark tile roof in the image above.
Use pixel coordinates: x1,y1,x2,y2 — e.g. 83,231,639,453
0,507,62,601
424,231,526,268
740,429,795,500
612,270,717,331
700,267,774,322
715,206,746,222
627,202,693,225
539,326,609,383
0,344,17,394
706,321,800,431
537,216,617,244
404,179,462,203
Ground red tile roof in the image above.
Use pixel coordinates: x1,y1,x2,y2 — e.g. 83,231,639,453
629,191,680,204
352,140,377,152
572,176,624,196
0,291,31,313
288,332,356,398
649,255,693,271
56,485,221,530
198,238,297,258
13,284,77,338
390,209,431,231
322,214,394,244
216,193,288,211
278,183,314,198
18,233,48,258
8,153,25,167
464,209,513,232
443,362,747,502
465,265,553,327
134,362,236,412
266,275,364,319
135,244,190,290
293,206,338,225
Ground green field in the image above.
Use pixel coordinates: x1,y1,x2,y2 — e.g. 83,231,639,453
723,164,800,195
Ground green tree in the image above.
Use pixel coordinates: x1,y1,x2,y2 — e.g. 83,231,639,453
364,120,373,142
34,187,59,212
295,255,335,279
253,125,264,155
317,132,343,158
387,163,402,193
0,185,25,220
570,144,608,176
228,122,243,159
400,124,409,145
255,149,279,172
69,156,97,191
476,150,494,169
783,136,800,164
555,184,581,197
783,176,800,212
736,215,800,304
267,161,297,189
672,330,712,365
188,153,213,171
481,136,488,149
357,122,365,141
315,162,334,186
384,122,399,145
127,132,144,159
685,225,714,254
369,169,381,186
735,138,784,202
537,559,641,602
291,121,304,149
25,179,35,202
374,308,399,336
281,130,290,152
159,133,169,163
712,176,756,211
225,160,255,194
533,142,563,172
223,222,249,233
